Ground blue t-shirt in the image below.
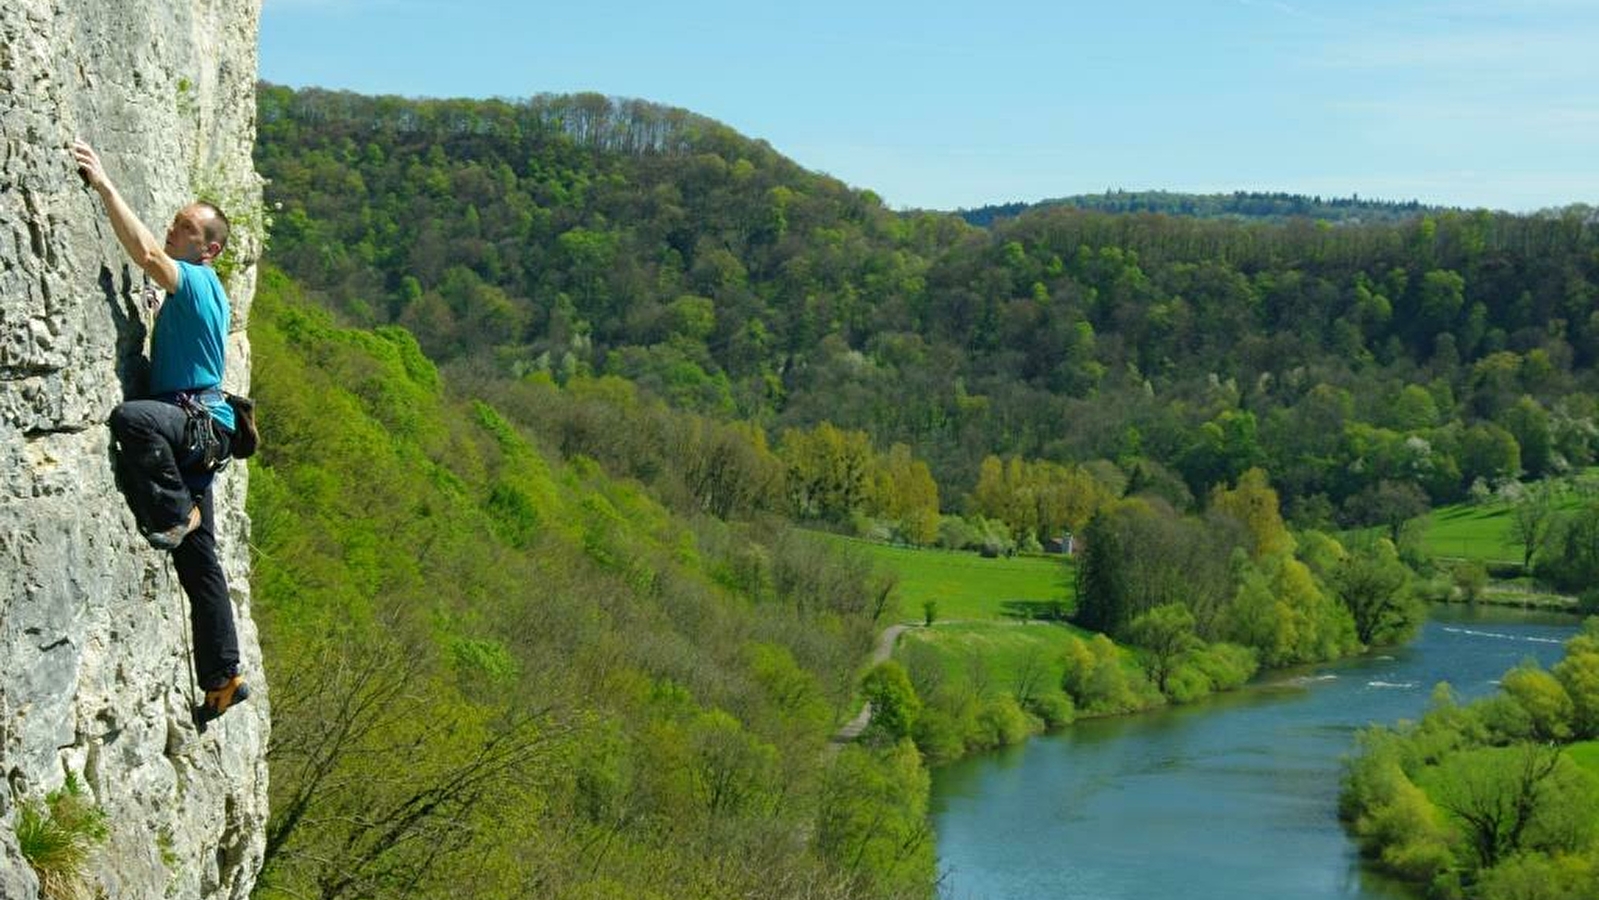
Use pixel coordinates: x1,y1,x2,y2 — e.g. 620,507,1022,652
150,260,235,431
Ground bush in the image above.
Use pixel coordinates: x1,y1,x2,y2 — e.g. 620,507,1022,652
1452,561,1490,602
935,515,980,550
861,661,922,741
1024,692,1076,729
851,512,895,543
15,773,109,900
1499,665,1574,741
910,707,969,765
1060,634,1159,715
1187,642,1259,692
971,695,1037,750
1477,851,1599,900
1342,736,1454,884
1163,665,1213,704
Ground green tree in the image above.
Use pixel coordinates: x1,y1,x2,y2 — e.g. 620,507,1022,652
1426,743,1592,870
1074,500,1240,637
1509,482,1559,571
1499,664,1574,741
861,661,922,742
1476,851,1599,900
1343,731,1454,884
1502,397,1554,478
1060,634,1154,715
869,443,941,545
1541,503,1599,593
1127,603,1201,694
1460,422,1523,486
1209,468,1294,558
1346,480,1430,542
1329,538,1421,646
815,743,935,895
1553,620,1599,739
779,422,875,522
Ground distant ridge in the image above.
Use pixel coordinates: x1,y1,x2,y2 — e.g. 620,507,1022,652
958,189,1442,227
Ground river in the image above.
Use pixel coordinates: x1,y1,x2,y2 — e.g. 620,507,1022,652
930,604,1582,900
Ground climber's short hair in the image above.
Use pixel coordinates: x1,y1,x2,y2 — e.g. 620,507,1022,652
194,201,230,254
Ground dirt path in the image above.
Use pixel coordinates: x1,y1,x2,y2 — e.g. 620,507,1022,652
830,623,913,746
828,618,1053,748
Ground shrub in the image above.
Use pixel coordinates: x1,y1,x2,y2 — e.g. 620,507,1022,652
971,695,1036,750
1060,634,1158,715
15,773,109,900
1499,665,1574,741
1024,692,1076,729
1477,851,1599,900
910,707,968,765
935,515,980,550
1451,561,1489,602
1163,665,1214,704
861,661,922,741
1187,642,1259,692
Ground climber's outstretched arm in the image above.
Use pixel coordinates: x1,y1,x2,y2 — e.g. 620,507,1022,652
72,139,180,294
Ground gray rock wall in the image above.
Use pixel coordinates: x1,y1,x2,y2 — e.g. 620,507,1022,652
0,1,267,898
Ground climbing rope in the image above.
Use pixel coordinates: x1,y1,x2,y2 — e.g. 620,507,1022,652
164,553,200,712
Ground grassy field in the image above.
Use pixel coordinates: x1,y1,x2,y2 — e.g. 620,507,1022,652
1419,481,1594,566
834,537,1075,622
1421,502,1522,564
896,620,1092,696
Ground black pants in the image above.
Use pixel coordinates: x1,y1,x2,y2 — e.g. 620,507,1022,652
109,399,240,689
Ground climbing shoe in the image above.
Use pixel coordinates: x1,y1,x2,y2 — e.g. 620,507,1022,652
194,675,250,730
146,505,201,551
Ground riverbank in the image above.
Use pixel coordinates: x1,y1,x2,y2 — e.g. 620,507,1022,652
852,597,1558,771
932,607,1584,900
1470,583,1579,611
830,536,1359,768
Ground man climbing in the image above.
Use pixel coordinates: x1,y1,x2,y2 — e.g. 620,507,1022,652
71,139,250,725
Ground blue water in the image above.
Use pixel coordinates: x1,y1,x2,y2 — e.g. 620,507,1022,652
930,605,1581,900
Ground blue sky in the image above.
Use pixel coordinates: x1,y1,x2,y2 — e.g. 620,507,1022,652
260,0,1599,213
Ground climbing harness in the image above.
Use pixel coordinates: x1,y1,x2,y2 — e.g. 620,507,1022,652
173,389,230,473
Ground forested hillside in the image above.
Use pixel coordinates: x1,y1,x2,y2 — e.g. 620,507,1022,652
245,84,1599,897
959,190,1441,227
247,270,932,899
256,85,1599,534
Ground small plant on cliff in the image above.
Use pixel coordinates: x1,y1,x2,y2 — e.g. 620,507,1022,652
15,772,109,900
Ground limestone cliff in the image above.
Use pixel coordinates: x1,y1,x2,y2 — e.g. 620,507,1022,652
0,1,267,898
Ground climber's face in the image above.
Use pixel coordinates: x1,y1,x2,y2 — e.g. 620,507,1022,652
165,205,222,265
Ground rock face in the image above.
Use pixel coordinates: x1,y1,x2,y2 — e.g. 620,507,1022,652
0,2,267,898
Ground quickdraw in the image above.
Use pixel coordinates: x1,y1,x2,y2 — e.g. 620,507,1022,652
175,390,230,473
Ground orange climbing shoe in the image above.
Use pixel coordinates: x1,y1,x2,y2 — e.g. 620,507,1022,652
195,675,250,729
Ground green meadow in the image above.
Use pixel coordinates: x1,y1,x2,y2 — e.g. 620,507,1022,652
1419,479,1592,566
833,537,1075,622
1421,502,1522,564
833,536,1090,736
896,620,1093,697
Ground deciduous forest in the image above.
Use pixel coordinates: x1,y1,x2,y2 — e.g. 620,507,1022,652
244,84,1599,898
